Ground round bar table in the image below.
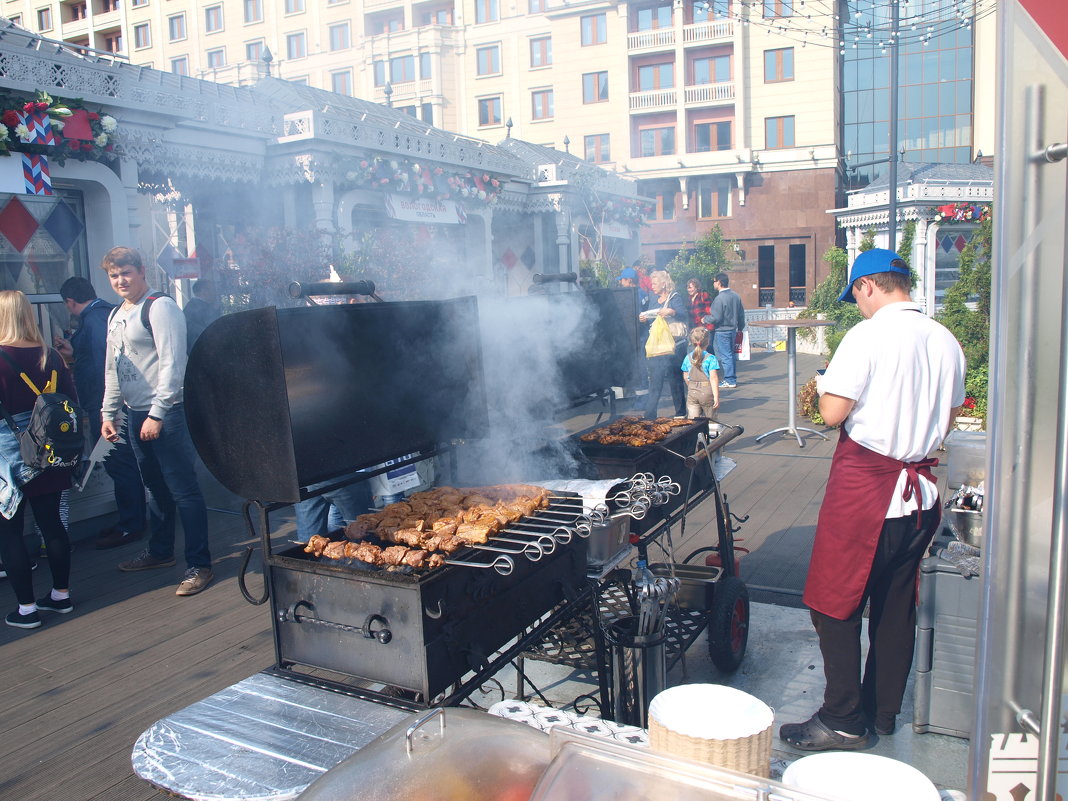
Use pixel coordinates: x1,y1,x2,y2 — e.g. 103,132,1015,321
747,318,834,448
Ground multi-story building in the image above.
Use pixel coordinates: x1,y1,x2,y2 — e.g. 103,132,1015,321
2,0,992,308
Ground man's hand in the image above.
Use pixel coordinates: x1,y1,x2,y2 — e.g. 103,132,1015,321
140,417,163,441
53,336,73,361
102,419,119,443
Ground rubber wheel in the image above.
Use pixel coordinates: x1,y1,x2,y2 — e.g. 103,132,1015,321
707,576,750,672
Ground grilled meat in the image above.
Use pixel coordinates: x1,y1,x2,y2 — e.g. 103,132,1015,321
579,417,694,447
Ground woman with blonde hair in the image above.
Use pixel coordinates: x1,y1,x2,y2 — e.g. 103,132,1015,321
640,270,688,418
681,326,720,420
0,290,77,629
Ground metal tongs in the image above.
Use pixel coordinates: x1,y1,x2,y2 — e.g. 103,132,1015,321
634,563,681,639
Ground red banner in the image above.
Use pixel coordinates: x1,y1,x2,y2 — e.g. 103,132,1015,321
1019,0,1068,61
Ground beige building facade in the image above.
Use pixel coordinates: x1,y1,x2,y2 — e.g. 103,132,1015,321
2,0,991,308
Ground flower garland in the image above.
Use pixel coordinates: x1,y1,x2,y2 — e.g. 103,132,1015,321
586,194,655,228
341,155,503,205
0,90,118,164
931,202,990,224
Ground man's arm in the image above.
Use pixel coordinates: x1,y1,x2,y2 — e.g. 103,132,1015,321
819,392,856,427
101,315,121,425
148,298,188,421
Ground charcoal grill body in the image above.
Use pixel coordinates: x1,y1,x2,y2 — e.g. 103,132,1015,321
269,529,588,700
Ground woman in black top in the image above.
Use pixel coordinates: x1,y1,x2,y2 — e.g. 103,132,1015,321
641,271,688,419
0,290,77,629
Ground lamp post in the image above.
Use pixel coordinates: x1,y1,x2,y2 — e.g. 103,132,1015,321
886,0,900,252
383,82,393,107
261,46,273,78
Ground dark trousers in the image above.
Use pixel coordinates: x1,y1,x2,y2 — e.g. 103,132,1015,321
812,506,940,734
644,342,687,418
127,405,211,569
0,492,71,605
91,409,146,535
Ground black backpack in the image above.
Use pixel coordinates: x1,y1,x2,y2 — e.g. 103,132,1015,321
0,350,85,471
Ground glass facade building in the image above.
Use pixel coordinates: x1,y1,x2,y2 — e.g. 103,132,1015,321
842,0,976,188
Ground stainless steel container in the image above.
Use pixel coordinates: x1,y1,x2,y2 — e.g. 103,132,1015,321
945,508,983,549
649,563,723,611
587,516,630,568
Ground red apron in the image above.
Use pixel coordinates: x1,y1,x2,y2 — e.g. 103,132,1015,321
802,428,940,620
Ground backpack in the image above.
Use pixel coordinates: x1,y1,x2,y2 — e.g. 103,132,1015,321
108,291,167,341
0,350,85,471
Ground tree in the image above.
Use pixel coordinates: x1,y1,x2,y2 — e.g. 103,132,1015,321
665,225,734,291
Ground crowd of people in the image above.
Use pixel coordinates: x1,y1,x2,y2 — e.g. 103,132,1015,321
621,263,746,421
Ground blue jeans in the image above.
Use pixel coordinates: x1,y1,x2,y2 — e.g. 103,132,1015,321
714,329,738,385
294,482,372,540
127,405,211,569
91,409,146,535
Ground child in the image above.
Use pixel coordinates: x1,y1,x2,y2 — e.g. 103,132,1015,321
681,326,720,420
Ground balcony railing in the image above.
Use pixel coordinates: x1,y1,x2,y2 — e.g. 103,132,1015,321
629,88,677,111
627,28,675,51
682,19,734,44
684,82,735,105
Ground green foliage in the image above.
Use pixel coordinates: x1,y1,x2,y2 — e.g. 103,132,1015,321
897,220,919,288
936,212,993,425
798,377,826,425
664,225,734,291
806,246,863,355
579,259,614,289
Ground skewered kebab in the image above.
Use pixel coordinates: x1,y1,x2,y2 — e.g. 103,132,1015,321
579,416,693,447
304,535,448,570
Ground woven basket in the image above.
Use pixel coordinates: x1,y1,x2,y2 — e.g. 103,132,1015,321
649,715,772,778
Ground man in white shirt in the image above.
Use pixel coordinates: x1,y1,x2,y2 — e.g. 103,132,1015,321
779,249,966,751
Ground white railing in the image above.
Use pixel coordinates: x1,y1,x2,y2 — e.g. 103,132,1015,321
629,88,677,110
682,20,734,44
627,29,675,50
684,82,735,105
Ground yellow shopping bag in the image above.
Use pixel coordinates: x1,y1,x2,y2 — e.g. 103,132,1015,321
645,315,676,358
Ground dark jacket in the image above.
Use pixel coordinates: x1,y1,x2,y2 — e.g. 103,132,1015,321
69,297,113,417
704,288,746,331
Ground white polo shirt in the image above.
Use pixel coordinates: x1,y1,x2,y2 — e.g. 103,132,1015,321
818,301,966,517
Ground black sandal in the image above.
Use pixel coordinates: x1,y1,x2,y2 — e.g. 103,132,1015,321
779,712,872,752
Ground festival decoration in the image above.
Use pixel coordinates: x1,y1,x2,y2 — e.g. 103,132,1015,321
931,202,991,224
341,156,503,206
0,90,118,167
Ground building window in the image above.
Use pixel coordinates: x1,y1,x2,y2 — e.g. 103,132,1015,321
638,63,674,91
331,70,353,95
133,22,151,48
478,96,502,126
103,34,123,53
420,7,451,25
205,5,223,33
390,54,415,83
694,120,731,151
476,0,499,24
763,0,793,18
36,7,52,31
758,245,775,305
765,115,795,148
643,184,675,220
789,243,806,300
584,134,610,163
764,47,794,82
476,45,500,76
244,0,263,23
285,0,305,14
329,22,350,51
70,5,89,22
373,60,386,86
697,177,731,218
369,13,404,33
581,13,606,45
131,0,149,6
206,48,226,68
529,0,546,11
693,55,730,84
529,35,551,67
420,53,432,79
583,71,608,103
634,2,672,31
638,126,675,156
168,14,186,42
245,40,264,61
286,31,306,59
8,14,21,25
101,0,119,12
693,0,729,21
531,89,553,120
171,56,189,75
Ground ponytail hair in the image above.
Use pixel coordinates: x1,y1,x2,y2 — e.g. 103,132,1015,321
689,325,709,370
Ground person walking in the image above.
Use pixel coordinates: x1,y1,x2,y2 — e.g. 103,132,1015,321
686,278,714,332
702,273,746,389
681,326,720,420
100,247,214,597
778,249,966,751
641,270,687,419
55,277,146,550
0,291,76,629
182,279,221,355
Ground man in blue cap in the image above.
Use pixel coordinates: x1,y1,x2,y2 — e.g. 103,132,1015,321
619,265,651,404
779,248,965,752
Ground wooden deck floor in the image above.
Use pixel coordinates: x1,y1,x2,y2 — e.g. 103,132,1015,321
0,348,861,800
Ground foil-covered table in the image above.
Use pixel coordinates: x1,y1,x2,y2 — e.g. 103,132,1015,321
132,671,411,801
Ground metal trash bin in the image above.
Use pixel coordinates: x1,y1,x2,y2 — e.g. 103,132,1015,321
605,615,667,727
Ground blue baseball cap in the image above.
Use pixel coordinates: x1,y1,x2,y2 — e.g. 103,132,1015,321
838,248,910,303
619,267,639,282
